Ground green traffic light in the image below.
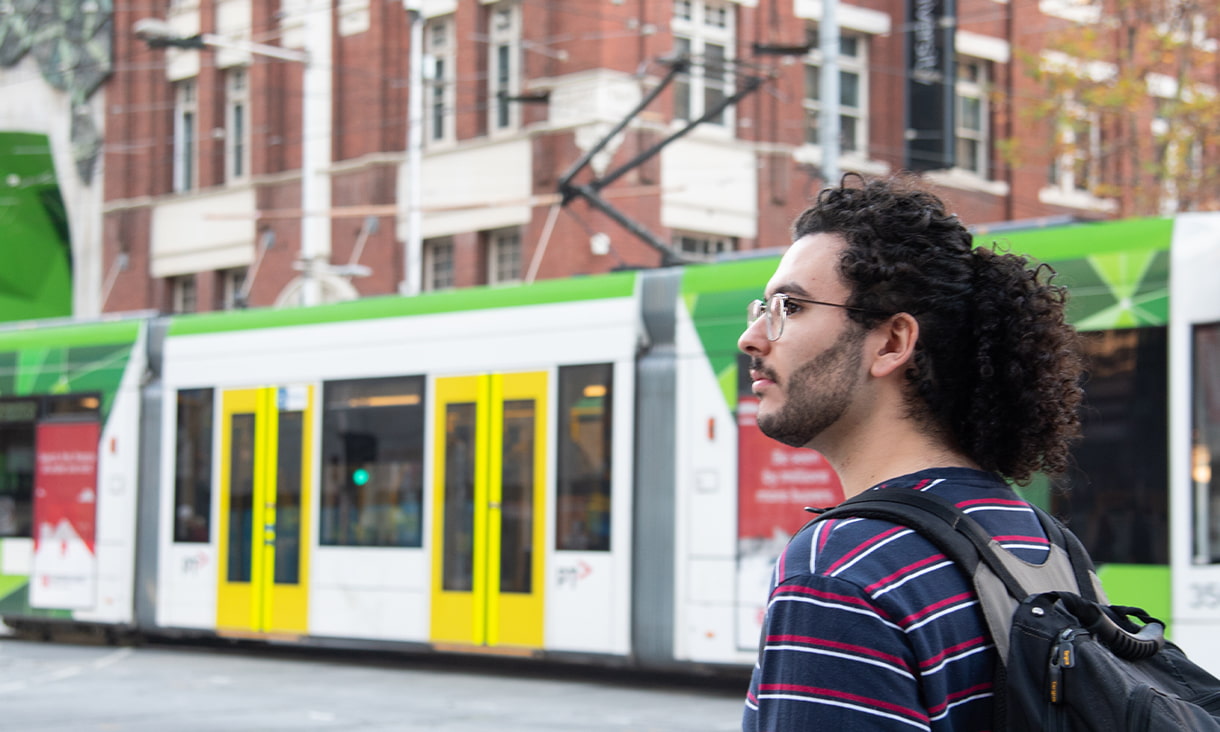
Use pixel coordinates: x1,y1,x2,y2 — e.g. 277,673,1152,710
352,468,370,486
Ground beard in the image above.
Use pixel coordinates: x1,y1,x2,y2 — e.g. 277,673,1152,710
754,326,865,448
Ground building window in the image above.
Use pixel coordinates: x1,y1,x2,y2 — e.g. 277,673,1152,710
225,68,250,182
426,17,455,144
173,389,214,543
556,363,614,551
804,29,868,155
487,229,522,285
955,58,989,177
320,376,425,547
674,231,735,256
1049,100,1101,194
672,0,735,127
487,2,520,133
174,79,198,192
219,267,247,310
423,237,454,291
170,274,197,313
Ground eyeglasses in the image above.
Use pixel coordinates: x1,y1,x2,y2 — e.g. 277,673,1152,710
747,292,879,341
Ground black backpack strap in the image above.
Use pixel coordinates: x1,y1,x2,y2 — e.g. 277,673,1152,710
1028,504,1100,603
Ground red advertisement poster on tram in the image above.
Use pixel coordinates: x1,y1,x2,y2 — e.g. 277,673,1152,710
30,420,100,609
737,396,844,541
735,396,844,648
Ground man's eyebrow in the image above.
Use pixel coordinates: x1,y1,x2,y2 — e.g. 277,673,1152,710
769,282,813,298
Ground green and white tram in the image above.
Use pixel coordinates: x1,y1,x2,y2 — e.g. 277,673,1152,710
0,212,1217,675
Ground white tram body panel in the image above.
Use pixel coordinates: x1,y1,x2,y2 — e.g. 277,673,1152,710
672,299,755,666
1170,212,1220,675
155,293,641,657
71,326,146,625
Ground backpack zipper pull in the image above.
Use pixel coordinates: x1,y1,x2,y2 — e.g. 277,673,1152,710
1048,629,1077,703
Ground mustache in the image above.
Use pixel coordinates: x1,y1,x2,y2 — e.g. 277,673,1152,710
750,358,779,384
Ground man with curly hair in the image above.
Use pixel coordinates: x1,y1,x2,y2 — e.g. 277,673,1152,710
739,174,1083,730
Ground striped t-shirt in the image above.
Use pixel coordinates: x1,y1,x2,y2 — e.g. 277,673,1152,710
742,467,1051,731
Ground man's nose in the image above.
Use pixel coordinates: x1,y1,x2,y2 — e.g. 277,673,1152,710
738,317,770,356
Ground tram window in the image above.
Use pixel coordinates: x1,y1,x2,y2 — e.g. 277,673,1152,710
43,394,101,416
1050,327,1169,565
0,399,37,537
1192,322,1220,564
320,376,425,547
173,389,214,543
0,396,99,539
556,363,613,551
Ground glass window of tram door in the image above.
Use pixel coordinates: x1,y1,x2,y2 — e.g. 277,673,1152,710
1047,328,1170,565
0,395,100,538
1193,322,1220,564
173,389,214,543
319,376,425,548
555,364,613,552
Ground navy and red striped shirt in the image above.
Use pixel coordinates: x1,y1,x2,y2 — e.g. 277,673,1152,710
743,467,1051,731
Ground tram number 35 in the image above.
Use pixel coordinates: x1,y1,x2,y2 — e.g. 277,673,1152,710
556,561,593,588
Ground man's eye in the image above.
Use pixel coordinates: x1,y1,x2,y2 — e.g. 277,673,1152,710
781,300,802,315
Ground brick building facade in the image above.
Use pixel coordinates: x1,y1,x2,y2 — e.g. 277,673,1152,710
98,0,1219,314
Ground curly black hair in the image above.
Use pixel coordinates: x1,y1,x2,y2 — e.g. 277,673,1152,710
791,173,1083,483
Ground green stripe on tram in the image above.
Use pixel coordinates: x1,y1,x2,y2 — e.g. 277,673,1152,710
168,270,639,336
0,319,141,351
681,257,784,410
985,218,1174,330
979,216,1174,261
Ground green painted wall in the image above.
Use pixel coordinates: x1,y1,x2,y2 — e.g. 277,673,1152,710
0,132,72,323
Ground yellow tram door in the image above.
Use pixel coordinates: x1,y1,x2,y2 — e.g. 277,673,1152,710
430,372,547,651
217,386,313,636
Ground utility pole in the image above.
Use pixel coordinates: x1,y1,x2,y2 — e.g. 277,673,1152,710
400,2,424,296
820,0,841,183
299,0,333,306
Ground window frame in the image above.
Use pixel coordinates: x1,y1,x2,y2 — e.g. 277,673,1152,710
224,67,250,183
487,228,522,285
954,57,990,178
672,231,736,257
423,237,455,291
219,267,248,310
486,2,521,135
802,27,869,157
170,274,198,314
173,79,199,193
425,16,456,145
671,0,736,129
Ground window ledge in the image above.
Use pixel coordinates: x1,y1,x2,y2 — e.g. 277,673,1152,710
1038,185,1118,213
924,168,1010,197
793,145,890,177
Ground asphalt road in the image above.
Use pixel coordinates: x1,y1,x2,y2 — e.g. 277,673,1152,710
0,635,748,731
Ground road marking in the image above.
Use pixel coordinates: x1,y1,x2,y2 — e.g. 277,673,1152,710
0,647,131,695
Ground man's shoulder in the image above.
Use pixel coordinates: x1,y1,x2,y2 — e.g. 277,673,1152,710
783,468,1042,585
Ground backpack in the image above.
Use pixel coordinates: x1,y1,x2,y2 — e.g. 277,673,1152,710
813,488,1220,731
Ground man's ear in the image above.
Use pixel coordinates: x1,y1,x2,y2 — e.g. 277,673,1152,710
869,313,919,379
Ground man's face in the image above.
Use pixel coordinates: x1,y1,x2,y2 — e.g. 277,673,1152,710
737,233,868,449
